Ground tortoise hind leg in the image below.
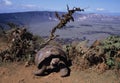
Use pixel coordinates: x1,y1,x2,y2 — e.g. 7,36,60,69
59,61,69,77
34,65,46,76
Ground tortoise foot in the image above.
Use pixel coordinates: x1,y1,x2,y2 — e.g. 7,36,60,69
59,61,69,77
60,67,69,77
34,66,46,76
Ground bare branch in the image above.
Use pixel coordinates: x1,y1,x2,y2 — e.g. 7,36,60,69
40,5,84,48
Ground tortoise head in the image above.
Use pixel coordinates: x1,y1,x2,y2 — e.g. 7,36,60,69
50,58,60,67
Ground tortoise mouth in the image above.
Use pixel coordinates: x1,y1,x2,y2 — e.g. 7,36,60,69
52,64,58,67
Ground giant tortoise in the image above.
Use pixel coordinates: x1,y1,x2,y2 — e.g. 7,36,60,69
34,45,70,77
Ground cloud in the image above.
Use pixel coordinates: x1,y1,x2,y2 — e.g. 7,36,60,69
21,4,39,9
0,0,12,6
96,8,105,11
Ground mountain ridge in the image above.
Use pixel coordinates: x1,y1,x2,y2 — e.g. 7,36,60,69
0,11,120,26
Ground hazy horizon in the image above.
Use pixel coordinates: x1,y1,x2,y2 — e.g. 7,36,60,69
0,10,120,17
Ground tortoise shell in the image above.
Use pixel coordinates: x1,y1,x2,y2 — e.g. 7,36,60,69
35,45,67,69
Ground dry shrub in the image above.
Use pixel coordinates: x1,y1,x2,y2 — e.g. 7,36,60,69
64,36,120,72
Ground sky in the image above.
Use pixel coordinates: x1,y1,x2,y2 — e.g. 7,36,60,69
0,0,120,13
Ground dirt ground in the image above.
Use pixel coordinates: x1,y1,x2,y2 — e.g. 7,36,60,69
0,62,120,83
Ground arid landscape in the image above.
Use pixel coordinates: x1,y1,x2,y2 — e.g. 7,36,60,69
0,3,120,83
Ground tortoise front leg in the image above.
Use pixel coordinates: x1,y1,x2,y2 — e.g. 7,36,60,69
59,61,69,77
34,65,46,76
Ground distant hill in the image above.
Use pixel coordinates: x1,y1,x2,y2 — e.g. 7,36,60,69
0,11,58,25
0,11,120,26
